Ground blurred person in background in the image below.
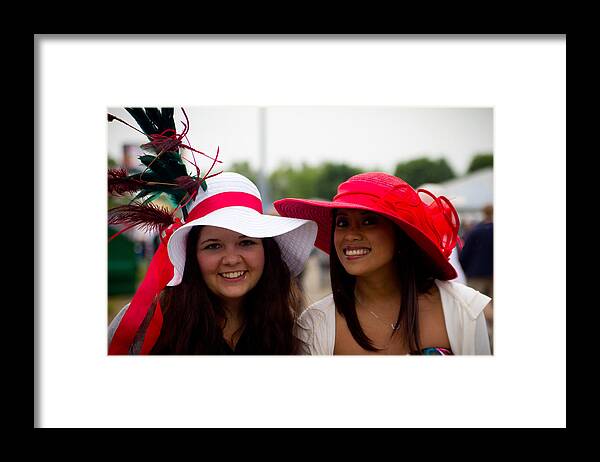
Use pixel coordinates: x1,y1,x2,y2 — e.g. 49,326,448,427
459,203,494,349
108,172,317,355
275,172,491,355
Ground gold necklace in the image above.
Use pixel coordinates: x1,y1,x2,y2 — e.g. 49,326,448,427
367,309,399,331
355,293,400,332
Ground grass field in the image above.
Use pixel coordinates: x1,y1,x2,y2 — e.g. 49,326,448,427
107,294,133,324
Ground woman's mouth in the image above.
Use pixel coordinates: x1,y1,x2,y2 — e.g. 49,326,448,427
218,270,248,281
343,247,371,260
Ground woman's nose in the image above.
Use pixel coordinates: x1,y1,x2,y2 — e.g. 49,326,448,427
221,249,242,266
342,226,363,241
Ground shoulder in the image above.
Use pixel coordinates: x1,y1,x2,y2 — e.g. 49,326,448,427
306,293,335,313
435,280,491,320
295,294,336,354
435,280,492,354
297,293,335,328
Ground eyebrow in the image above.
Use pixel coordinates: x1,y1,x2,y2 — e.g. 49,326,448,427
199,238,220,246
199,235,254,245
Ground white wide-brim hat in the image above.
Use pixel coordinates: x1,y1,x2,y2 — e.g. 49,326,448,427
167,172,318,286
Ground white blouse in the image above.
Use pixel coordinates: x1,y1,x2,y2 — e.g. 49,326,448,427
295,280,492,355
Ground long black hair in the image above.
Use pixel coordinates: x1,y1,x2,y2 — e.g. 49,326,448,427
329,209,436,353
151,226,304,354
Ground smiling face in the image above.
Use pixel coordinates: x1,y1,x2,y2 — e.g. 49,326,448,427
333,209,397,278
195,226,265,306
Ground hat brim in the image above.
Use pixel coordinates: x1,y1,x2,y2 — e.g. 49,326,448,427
273,198,457,281
166,206,318,285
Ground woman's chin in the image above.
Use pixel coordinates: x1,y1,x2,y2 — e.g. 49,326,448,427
341,262,371,276
217,287,249,301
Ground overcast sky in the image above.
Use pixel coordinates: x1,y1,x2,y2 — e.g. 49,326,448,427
107,106,493,177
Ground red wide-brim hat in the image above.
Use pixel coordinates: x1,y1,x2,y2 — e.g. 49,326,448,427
273,172,460,281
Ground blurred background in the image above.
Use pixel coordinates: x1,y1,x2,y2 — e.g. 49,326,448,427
107,106,494,345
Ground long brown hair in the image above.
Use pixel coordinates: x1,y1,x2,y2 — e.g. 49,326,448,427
329,209,435,353
151,226,304,354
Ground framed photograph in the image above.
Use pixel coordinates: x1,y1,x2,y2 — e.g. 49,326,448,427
36,35,565,428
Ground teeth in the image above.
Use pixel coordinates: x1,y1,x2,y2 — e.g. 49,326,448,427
220,271,246,279
344,248,370,256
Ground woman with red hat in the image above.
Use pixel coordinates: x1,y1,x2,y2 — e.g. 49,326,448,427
108,172,318,355
274,172,491,355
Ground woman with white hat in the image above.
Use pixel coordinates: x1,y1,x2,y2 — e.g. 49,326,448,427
274,172,491,355
108,172,318,355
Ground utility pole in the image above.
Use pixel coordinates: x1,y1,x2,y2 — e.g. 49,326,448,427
257,106,271,211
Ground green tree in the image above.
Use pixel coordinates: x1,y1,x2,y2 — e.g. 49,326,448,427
268,162,364,201
467,153,493,174
315,162,363,200
269,163,320,200
393,157,456,188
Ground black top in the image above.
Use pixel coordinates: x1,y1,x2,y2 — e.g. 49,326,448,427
109,304,291,355
219,328,256,354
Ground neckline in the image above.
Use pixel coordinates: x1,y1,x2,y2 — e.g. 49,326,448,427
330,279,450,354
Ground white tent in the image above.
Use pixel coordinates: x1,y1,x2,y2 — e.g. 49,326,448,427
419,167,493,225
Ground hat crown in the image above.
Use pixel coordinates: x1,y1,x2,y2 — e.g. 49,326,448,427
186,172,262,211
335,172,419,204
345,171,409,189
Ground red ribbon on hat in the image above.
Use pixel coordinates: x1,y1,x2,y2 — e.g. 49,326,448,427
416,189,460,258
108,192,263,355
108,219,181,355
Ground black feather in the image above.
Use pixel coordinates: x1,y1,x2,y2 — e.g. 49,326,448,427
138,154,188,181
130,187,185,208
144,108,164,132
127,168,186,206
125,108,158,138
110,107,202,216
161,108,176,132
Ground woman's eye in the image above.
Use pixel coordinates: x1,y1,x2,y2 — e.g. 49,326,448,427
203,243,221,250
240,240,257,246
336,218,348,227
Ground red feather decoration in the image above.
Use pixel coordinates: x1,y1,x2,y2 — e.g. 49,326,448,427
108,168,145,196
175,175,202,199
108,202,176,238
